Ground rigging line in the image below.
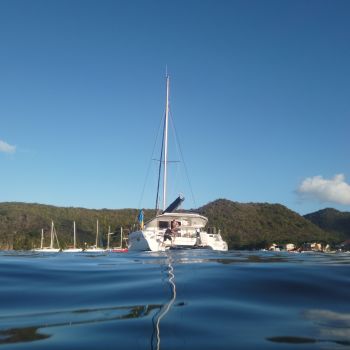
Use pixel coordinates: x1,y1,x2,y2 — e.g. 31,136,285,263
169,110,197,209
167,111,181,201
137,113,165,210
171,160,181,204
155,115,165,211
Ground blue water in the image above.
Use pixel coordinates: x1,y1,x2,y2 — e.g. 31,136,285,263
0,250,349,350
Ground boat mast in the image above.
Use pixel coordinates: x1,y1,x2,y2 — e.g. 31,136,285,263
73,221,76,249
54,223,60,250
96,219,99,248
40,228,44,249
50,221,54,249
163,74,170,211
107,225,110,250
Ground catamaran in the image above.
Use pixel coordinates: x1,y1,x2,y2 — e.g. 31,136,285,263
33,221,61,252
128,74,228,252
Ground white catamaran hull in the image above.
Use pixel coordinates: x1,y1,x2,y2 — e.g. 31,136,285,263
199,232,228,252
128,231,168,252
206,242,228,251
129,228,228,252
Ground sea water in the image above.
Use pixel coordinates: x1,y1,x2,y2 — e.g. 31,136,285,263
0,250,349,350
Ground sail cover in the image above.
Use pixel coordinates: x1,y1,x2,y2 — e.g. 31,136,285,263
163,195,185,213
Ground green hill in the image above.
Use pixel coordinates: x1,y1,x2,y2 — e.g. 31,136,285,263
198,199,333,249
0,200,339,250
304,208,350,241
0,202,156,250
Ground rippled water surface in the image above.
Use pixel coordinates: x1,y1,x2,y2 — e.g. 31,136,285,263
0,250,350,349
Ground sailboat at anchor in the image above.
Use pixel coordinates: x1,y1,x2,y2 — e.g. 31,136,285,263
128,74,228,252
62,221,83,252
33,221,61,252
84,219,106,252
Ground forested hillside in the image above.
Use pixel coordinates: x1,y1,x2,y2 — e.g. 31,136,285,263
304,208,350,240
0,200,343,250
0,202,155,250
197,199,335,249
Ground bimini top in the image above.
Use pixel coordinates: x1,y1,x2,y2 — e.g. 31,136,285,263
145,212,208,230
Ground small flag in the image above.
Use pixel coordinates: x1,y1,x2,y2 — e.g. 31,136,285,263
138,209,144,230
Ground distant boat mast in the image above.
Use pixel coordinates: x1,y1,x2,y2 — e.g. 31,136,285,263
73,221,76,249
96,219,99,248
50,221,54,249
40,228,44,249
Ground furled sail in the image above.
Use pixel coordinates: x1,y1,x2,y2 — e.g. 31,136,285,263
163,195,185,213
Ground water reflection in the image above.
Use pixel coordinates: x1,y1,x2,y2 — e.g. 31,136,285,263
209,255,288,264
267,336,350,346
0,304,161,345
267,309,350,347
151,254,177,350
0,252,178,349
267,336,317,344
304,309,350,344
0,327,50,344
2,250,350,349
141,253,289,266
0,251,178,348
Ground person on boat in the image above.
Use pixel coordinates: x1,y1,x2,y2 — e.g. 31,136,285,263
163,220,179,243
171,219,180,236
195,228,201,246
164,228,172,243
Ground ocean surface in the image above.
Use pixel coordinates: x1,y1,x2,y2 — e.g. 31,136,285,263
0,250,349,350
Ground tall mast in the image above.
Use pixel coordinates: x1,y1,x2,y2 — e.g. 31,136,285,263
96,219,99,247
73,221,76,249
107,225,110,250
50,221,54,249
163,74,170,211
40,228,44,249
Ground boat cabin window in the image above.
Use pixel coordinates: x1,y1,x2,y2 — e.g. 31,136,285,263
158,221,169,229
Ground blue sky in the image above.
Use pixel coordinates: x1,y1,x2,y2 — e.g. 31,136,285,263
1,0,349,214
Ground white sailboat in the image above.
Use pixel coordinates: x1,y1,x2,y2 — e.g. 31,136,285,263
63,221,83,252
33,221,61,252
84,219,106,252
128,74,228,252
110,226,128,253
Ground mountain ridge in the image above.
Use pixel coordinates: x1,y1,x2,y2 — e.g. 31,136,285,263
304,207,350,241
197,199,335,249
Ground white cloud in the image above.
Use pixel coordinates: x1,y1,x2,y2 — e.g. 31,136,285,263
297,174,350,205
0,140,16,153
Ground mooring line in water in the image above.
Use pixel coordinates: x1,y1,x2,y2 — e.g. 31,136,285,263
151,253,177,350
